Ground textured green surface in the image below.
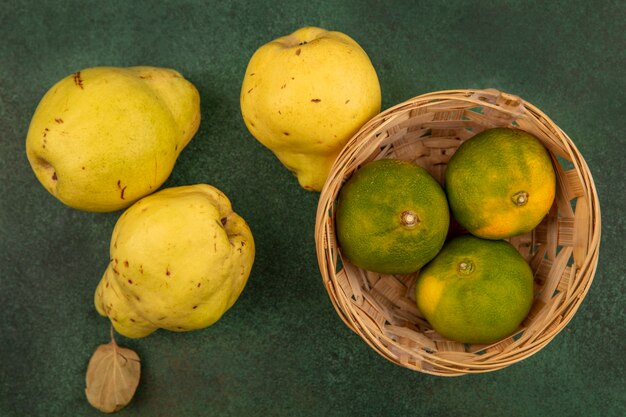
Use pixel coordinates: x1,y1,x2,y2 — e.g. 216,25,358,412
1,1,624,416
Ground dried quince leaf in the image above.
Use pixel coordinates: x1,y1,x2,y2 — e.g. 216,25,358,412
85,327,141,413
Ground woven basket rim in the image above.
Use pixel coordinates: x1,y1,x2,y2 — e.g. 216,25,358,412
315,88,601,376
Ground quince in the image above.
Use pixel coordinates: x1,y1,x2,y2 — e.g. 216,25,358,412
240,27,381,191
94,184,255,338
25,66,200,211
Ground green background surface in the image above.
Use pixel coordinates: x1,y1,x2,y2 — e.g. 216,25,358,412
1,1,624,416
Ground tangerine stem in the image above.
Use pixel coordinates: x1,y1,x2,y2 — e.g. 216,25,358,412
458,260,475,275
401,210,419,228
512,191,529,206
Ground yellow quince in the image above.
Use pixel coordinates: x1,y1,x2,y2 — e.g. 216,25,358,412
26,66,200,211
94,184,255,338
240,26,381,191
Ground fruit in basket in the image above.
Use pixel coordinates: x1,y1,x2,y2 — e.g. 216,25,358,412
240,26,381,191
415,235,534,344
94,184,255,338
445,127,555,239
25,66,201,212
335,159,449,275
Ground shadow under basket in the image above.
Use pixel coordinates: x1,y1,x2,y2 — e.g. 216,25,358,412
315,89,601,376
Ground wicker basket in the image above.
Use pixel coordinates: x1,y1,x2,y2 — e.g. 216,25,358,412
315,89,601,376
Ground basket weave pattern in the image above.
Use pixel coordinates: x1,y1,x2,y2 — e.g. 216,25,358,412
315,89,601,375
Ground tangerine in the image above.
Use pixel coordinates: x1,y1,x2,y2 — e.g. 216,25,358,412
335,159,449,275
445,128,556,239
415,235,534,344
